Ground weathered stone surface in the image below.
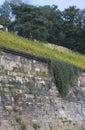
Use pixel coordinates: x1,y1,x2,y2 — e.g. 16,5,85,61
0,51,85,130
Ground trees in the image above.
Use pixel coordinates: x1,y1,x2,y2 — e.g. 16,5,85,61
10,4,85,54
0,0,17,27
0,1,85,54
78,9,85,53
11,4,49,41
11,4,62,42
0,0,11,27
0,0,27,27
60,6,84,52
40,5,62,44
63,6,80,47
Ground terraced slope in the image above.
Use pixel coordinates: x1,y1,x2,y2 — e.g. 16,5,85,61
0,30,85,69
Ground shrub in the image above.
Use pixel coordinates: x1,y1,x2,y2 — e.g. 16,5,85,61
21,123,27,130
15,116,21,123
50,59,81,97
33,123,40,130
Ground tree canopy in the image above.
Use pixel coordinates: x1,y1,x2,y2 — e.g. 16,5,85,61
0,2,85,54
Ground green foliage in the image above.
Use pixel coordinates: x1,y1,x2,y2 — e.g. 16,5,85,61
0,2,85,54
35,71,47,77
32,123,40,130
21,123,27,130
0,0,11,27
59,117,72,124
60,6,85,54
15,116,21,123
0,30,84,96
40,5,62,44
50,59,81,97
0,31,85,69
9,4,85,54
40,71,47,77
11,4,49,41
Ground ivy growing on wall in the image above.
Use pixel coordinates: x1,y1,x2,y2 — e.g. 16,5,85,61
50,59,82,97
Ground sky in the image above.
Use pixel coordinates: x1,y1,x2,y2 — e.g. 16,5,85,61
0,0,85,11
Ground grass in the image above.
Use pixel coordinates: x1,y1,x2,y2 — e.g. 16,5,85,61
0,30,85,97
0,30,85,69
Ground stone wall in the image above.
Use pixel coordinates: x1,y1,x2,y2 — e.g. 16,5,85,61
0,51,85,130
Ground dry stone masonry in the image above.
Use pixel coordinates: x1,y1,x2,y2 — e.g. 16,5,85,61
0,51,85,130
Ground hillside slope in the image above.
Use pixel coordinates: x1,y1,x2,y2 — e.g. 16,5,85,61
0,30,85,69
